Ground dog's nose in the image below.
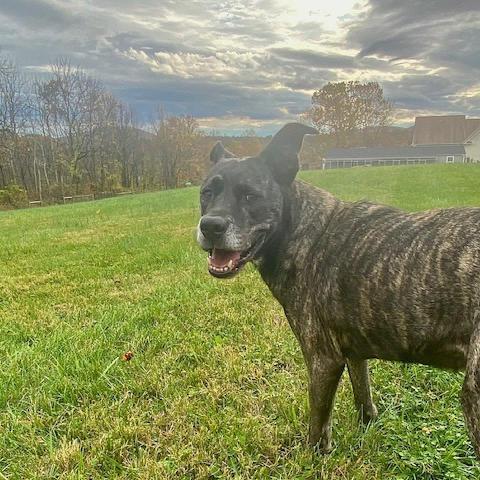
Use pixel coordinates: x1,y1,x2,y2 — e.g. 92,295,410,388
200,216,228,240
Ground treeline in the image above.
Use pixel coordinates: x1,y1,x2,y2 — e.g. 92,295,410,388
0,57,212,206
1,59,411,208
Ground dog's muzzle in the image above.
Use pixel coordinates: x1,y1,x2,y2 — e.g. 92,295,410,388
197,218,271,279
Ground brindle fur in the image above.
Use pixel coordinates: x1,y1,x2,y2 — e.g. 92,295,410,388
198,123,480,456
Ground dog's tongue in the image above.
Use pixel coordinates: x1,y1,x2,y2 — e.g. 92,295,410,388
211,248,241,267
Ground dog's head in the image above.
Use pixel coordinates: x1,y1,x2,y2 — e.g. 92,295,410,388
197,123,317,278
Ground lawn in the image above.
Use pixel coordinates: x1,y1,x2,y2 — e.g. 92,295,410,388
1,164,480,479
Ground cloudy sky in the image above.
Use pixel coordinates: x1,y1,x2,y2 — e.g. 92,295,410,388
1,0,479,134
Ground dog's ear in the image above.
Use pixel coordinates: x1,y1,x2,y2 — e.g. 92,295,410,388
259,123,317,185
210,141,236,164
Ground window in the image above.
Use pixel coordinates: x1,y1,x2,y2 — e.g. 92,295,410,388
446,156,454,163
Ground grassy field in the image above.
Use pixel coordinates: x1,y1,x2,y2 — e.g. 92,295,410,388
1,164,480,479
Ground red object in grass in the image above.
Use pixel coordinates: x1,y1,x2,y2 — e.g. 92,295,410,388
121,351,134,361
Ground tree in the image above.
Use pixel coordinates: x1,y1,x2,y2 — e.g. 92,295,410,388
0,55,208,205
33,59,124,195
0,58,31,188
305,81,393,147
34,60,94,194
113,102,145,190
152,111,202,189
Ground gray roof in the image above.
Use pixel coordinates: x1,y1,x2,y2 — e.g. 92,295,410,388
325,144,465,160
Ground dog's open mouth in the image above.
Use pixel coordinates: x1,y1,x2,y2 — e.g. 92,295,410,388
208,249,243,278
207,236,265,279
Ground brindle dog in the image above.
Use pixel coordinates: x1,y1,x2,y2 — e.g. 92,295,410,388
197,123,480,456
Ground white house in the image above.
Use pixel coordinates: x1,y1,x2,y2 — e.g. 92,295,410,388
412,115,480,163
323,115,480,169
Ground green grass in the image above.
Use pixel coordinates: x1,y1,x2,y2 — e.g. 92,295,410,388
1,164,480,479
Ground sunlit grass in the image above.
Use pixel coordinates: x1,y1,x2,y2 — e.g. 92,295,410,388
1,164,480,478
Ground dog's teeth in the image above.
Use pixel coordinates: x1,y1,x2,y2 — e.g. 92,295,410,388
227,260,233,270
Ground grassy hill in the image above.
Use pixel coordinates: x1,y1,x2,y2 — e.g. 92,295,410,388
1,164,480,479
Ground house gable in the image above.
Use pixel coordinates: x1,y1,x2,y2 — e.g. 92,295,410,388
465,119,480,140
464,127,480,162
412,115,472,145
465,125,480,144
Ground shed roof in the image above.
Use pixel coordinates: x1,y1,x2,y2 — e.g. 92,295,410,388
325,145,465,160
412,115,480,145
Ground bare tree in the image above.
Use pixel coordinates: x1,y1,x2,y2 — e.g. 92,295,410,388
152,111,202,189
0,56,208,206
34,59,103,193
0,58,31,188
114,102,140,190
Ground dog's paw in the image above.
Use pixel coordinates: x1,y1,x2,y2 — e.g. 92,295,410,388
308,431,333,454
358,403,378,424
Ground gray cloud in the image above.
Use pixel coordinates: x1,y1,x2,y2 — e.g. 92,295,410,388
349,0,480,57
0,0,80,30
347,0,480,118
270,47,355,69
111,72,311,120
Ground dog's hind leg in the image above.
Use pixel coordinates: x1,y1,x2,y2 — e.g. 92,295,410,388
306,355,345,452
347,359,378,424
462,319,480,458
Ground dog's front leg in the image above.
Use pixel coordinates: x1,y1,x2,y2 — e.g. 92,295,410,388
346,359,378,424
462,320,480,459
306,354,345,452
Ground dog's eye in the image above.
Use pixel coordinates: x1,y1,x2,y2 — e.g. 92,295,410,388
201,189,213,200
235,185,261,204
242,192,259,203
